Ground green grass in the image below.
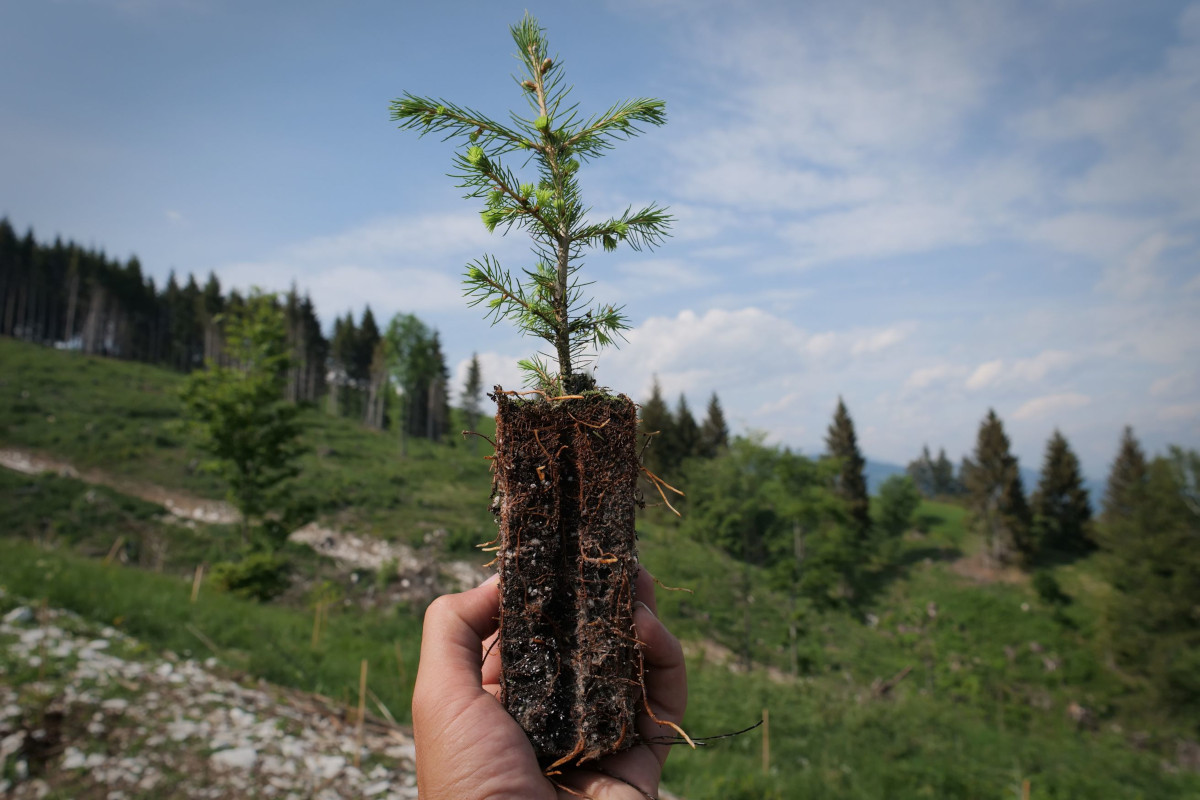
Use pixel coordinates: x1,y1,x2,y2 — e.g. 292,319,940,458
0,336,496,547
5,337,1200,798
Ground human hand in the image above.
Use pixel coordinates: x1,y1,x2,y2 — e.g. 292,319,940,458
412,567,687,800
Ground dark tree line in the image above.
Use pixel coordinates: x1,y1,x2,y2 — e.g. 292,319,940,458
0,219,460,443
0,219,326,400
638,376,729,477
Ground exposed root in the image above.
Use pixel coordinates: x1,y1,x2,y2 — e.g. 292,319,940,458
493,388,586,401
641,693,695,749
568,411,611,429
644,719,764,747
461,430,497,448
651,575,694,594
548,778,592,798
546,734,587,772
641,466,684,517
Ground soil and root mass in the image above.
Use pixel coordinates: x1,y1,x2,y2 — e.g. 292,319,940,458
491,388,642,766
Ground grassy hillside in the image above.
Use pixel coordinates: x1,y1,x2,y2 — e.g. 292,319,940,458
0,336,496,548
4,338,1199,798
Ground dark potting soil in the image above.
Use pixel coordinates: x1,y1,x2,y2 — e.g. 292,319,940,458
491,388,642,766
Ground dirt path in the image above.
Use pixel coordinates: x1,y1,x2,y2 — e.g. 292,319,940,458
0,446,490,595
0,446,239,524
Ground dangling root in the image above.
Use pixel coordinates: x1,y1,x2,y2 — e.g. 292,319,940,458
640,466,684,517
642,692,696,749
651,575,693,594
461,430,497,448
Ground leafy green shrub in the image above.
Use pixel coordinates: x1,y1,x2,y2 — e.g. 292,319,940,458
210,553,291,601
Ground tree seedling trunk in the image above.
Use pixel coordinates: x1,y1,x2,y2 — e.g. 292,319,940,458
391,14,672,766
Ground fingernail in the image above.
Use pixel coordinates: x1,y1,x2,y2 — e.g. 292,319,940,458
636,600,657,619
479,573,500,588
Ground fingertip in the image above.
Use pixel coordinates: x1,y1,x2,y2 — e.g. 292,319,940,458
635,566,658,616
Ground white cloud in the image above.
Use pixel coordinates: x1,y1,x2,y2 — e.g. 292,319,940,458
903,363,964,392
1159,402,1200,422
849,323,914,355
1097,232,1175,300
212,212,530,326
1150,370,1200,400
965,359,1005,391
965,350,1074,391
1012,393,1091,421
451,352,526,399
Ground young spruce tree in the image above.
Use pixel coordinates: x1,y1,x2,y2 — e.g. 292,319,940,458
392,14,677,768
825,397,872,543
698,391,729,458
963,409,1032,566
1030,430,1093,558
1102,425,1148,524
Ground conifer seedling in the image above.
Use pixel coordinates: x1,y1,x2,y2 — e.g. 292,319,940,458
391,14,680,769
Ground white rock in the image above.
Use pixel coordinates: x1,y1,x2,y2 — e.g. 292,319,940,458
307,754,345,779
101,698,129,714
364,781,392,796
2,606,33,624
211,746,258,770
1,731,25,758
61,747,87,770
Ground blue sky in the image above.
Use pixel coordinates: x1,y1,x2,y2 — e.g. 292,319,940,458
3,0,1198,483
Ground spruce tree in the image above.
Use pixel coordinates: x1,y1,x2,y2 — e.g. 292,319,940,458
391,13,669,391
962,409,1032,565
1030,430,1093,558
907,445,936,497
698,391,729,458
825,397,871,542
639,376,676,476
392,15,675,766
462,353,484,452
355,306,382,384
1098,452,1200,721
1102,425,1148,524
674,393,699,464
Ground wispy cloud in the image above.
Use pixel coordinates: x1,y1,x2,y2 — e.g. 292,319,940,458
1013,393,1091,422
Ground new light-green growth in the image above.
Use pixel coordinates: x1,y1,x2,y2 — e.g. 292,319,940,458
390,13,671,393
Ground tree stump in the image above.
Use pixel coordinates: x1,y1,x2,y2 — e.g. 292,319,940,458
492,389,641,766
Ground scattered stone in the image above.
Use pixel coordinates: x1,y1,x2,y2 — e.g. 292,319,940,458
0,601,420,799
211,746,258,770
3,606,34,625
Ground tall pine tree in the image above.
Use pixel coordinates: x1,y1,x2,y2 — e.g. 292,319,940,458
1098,451,1200,721
962,409,1032,566
1030,430,1093,558
1102,425,1148,524
824,397,871,542
674,393,699,464
462,353,484,453
907,445,936,497
698,391,729,458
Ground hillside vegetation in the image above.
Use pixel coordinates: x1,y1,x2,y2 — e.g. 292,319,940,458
3,338,1199,798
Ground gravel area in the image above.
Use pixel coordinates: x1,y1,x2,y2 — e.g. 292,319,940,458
0,598,418,799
